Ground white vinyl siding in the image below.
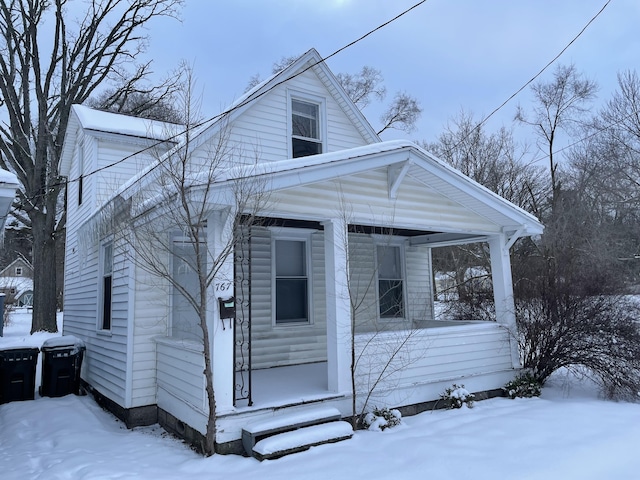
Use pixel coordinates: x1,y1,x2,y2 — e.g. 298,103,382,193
238,227,327,370
63,236,130,407
268,169,500,235
217,68,370,163
354,323,514,408
405,243,434,323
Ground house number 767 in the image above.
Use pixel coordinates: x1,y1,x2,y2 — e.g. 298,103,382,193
215,281,232,292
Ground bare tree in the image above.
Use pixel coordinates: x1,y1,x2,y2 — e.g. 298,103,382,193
0,0,183,333
335,202,428,428
336,66,386,109
424,110,543,314
246,57,422,134
114,73,266,455
86,63,186,123
515,63,597,202
377,92,422,135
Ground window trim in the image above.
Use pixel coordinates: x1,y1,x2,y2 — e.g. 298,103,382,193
77,139,84,206
374,238,407,320
271,228,314,327
169,236,206,342
15,267,22,276
287,89,326,158
99,240,113,331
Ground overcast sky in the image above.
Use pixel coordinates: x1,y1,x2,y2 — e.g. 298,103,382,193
143,0,639,145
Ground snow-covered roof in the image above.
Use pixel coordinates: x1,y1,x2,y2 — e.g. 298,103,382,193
0,276,33,294
0,168,19,231
181,48,380,155
207,140,544,236
60,105,184,177
71,105,182,140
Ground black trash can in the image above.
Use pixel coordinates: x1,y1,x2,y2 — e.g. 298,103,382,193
40,336,86,398
0,347,39,404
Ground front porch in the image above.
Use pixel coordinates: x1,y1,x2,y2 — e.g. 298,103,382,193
156,320,516,450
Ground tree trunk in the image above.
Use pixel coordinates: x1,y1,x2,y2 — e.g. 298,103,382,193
30,212,58,334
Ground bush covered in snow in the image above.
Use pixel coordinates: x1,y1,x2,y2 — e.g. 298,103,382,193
362,407,402,431
440,384,475,409
503,372,542,399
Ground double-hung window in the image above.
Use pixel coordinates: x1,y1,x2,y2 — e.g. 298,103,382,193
377,244,405,319
291,98,322,158
100,242,113,330
274,237,310,325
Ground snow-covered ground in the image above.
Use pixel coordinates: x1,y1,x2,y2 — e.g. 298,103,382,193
2,309,640,480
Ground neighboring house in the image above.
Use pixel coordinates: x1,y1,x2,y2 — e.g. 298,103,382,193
60,49,543,453
0,258,34,306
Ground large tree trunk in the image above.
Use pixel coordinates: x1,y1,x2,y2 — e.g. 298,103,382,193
30,212,58,333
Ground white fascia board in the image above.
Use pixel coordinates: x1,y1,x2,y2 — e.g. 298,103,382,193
410,149,544,235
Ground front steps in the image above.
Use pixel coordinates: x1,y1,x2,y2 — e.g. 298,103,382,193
242,407,353,460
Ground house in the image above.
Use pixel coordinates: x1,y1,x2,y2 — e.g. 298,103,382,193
60,49,543,455
0,257,34,307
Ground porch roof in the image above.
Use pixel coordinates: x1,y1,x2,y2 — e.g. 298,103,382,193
206,140,544,238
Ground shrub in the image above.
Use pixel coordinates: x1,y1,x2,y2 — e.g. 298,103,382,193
503,372,542,399
516,294,640,400
362,407,402,431
440,384,474,409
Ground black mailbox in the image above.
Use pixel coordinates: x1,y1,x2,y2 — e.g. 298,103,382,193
218,297,236,319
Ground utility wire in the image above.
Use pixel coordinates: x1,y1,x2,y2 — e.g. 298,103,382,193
56,0,428,194
463,0,611,140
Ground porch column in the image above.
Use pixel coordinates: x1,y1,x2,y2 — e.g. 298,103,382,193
488,233,521,368
323,218,351,393
207,209,235,411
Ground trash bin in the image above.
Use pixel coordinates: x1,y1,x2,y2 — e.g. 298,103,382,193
0,347,39,404
40,336,86,398
0,293,5,337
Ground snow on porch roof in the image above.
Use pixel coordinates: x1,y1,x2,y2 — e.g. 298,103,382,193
212,140,544,235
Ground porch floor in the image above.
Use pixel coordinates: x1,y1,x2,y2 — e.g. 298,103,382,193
235,362,332,410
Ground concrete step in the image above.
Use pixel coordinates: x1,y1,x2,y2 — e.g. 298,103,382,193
252,420,353,460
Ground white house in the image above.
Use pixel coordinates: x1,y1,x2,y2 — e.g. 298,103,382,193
60,49,543,455
0,258,34,307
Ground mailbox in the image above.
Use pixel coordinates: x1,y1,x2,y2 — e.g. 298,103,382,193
218,297,236,320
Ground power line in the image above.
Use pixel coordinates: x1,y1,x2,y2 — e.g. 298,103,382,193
464,0,611,138
57,1,428,195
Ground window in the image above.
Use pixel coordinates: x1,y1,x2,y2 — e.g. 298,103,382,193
377,244,405,318
171,241,204,341
15,267,22,276
274,238,310,324
291,98,322,158
78,140,84,206
100,242,113,330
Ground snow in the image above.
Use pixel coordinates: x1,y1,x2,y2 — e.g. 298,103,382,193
253,421,353,456
2,310,640,479
244,407,341,434
72,104,182,142
0,167,18,186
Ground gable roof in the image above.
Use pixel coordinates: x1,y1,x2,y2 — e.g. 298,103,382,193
0,257,33,278
184,48,380,153
60,105,183,177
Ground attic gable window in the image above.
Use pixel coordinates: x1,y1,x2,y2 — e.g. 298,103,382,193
291,98,322,158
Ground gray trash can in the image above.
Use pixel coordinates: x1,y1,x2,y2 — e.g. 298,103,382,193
40,336,86,398
0,293,5,337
